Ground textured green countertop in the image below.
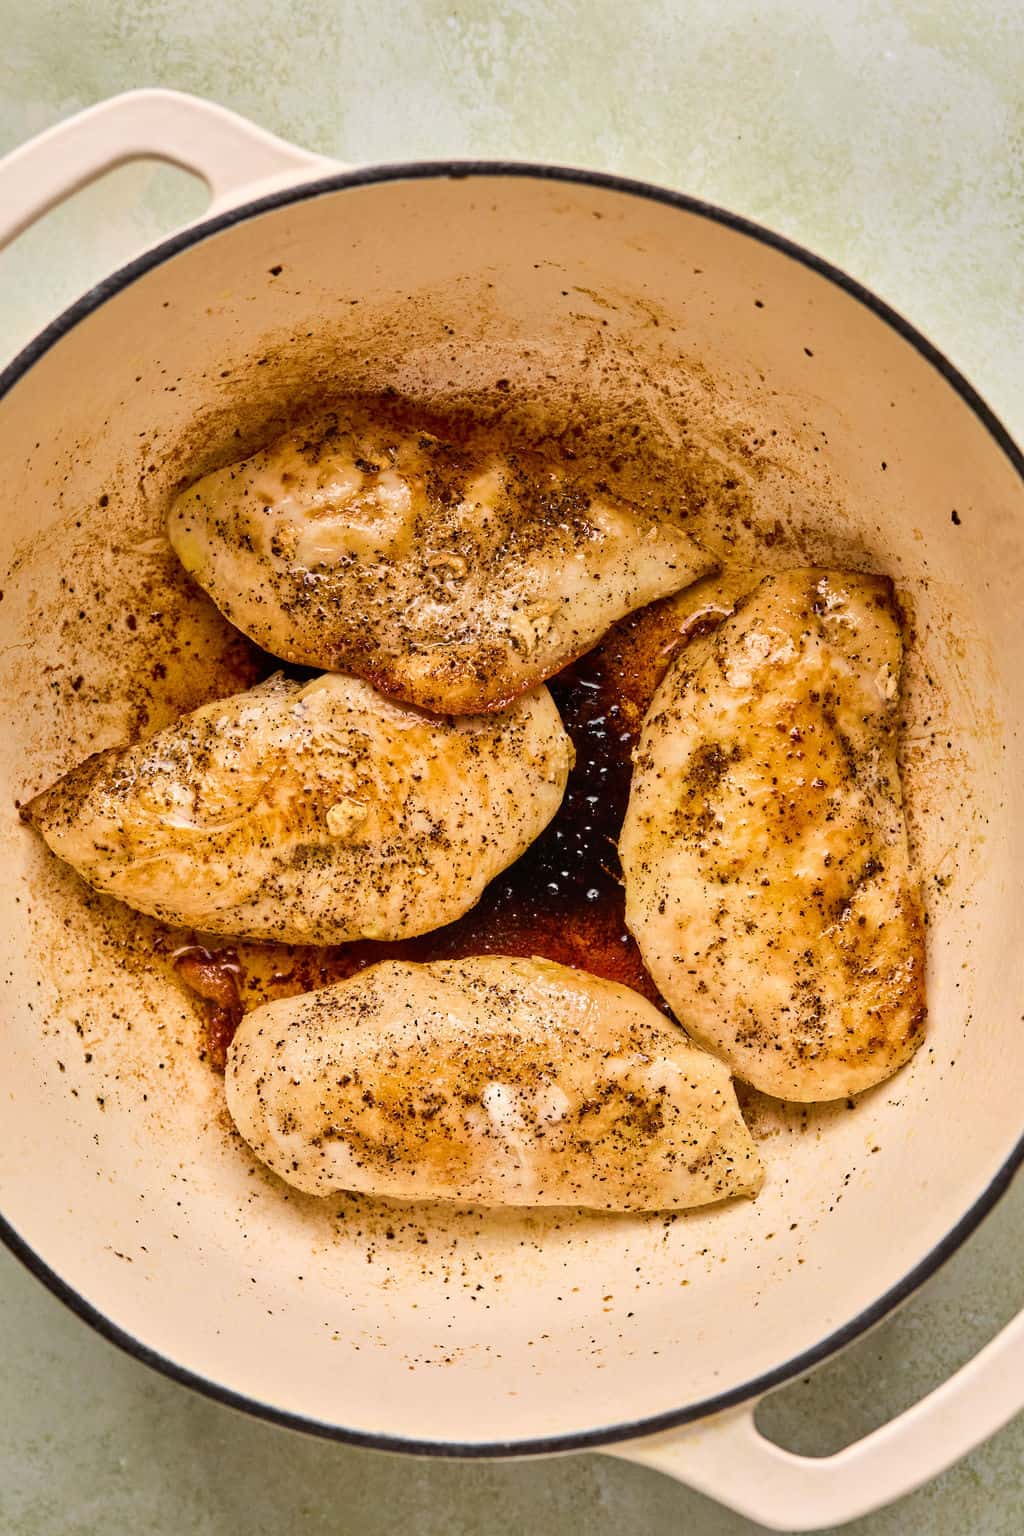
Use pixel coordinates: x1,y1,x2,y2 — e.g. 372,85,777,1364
1,3,1022,1532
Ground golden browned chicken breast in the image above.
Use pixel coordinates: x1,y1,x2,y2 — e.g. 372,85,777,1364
167,412,715,714
225,955,763,1209
23,673,572,943
620,569,926,1102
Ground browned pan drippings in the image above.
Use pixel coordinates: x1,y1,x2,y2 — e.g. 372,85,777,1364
172,592,710,1067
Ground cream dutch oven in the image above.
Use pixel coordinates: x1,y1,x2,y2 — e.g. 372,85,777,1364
0,90,1022,1530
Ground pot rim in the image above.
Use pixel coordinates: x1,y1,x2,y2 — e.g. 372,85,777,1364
2,158,1022,1458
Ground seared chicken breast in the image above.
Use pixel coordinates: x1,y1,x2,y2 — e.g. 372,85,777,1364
620,570,926,1102
23,673,572,943
225,955,763,1209
167,412,715,714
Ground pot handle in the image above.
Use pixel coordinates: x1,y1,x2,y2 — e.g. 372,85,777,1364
0,88,340,249
604,1304,1024,1531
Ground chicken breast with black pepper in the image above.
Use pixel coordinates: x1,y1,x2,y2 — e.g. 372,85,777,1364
167,411,715,714
620,569,926,1102
23,673,572,944
225,955,763,1209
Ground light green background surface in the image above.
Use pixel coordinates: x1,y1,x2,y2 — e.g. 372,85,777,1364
1,3,1022,1532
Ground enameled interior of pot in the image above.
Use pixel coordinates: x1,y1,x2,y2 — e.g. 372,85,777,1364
0,173,1021,1446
